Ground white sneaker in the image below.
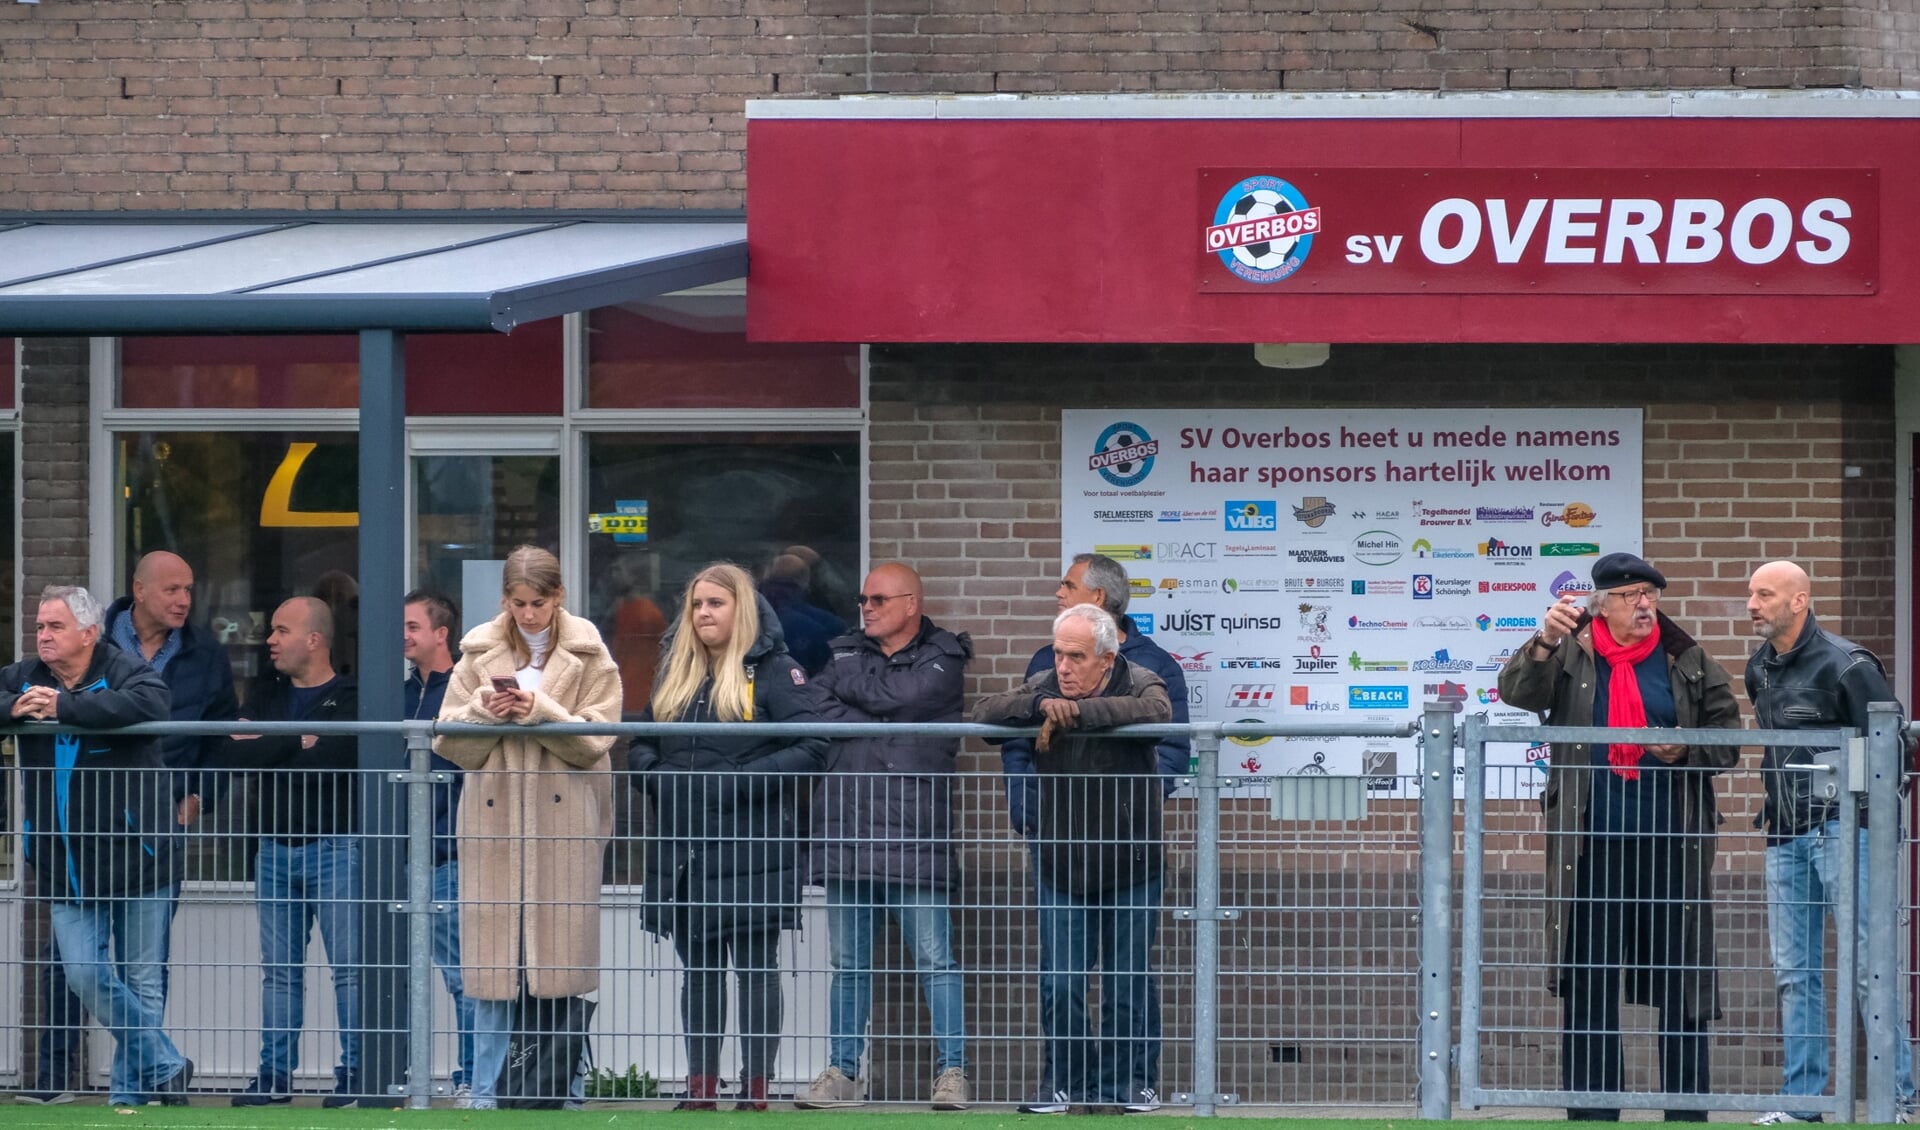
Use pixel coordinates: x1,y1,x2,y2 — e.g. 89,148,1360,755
795,1065,864,1110
452,1083,473,1109
1019,1086,1070,1115
1751,1113,1819,1126
1122,1086,1161,1114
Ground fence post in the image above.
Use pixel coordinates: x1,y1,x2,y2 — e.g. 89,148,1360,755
1865,704,1904,1124
403,722,439,1109
1455,713,1485,1111
1189,725,1224,1117
1836,728,1861,1124
1419,704,1455,1120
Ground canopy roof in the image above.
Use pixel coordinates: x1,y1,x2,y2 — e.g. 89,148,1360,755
0,216,747,334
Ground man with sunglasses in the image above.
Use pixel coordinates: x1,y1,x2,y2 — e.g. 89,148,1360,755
1745,560,1917,1125
1500,552,1742,1121
795,563,975,1111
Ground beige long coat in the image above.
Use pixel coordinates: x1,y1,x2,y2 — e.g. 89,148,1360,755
434,607,622,1000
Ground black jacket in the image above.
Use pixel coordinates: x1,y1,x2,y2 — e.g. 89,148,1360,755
627,597,830,941
974,654,1172,897
224,674,360,843
1746,612,1896,839
809,617,972,888
406,664,461,866
1,645,178,901
102,597,241,803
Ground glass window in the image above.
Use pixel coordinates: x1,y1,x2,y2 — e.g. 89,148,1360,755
586,298,859,409
413,454,562,616
118,322,564,414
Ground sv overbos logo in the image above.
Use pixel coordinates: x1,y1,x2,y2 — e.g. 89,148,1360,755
1207,175,1320,284
1089,422,1158,488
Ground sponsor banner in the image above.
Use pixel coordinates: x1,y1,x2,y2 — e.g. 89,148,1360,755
1200,167,1878,296
1064,407,1640,797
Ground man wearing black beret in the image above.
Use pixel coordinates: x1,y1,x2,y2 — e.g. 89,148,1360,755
1499,552,1743,1120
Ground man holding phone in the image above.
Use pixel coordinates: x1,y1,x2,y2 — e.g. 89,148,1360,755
1499,553,1743,1121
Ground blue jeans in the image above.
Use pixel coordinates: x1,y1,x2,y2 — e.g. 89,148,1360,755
255,837,360,1082
471,997,589,1103
1764,820,1918,1116
1036,871,1163,1104
432,861,475,1088
825,879,967,1077
49,885,186,1103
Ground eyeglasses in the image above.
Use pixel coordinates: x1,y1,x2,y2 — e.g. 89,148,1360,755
1604,586,1660,605
855,592,912,608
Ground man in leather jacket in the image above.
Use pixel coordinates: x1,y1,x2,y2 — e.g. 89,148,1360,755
1745,560,1916,1124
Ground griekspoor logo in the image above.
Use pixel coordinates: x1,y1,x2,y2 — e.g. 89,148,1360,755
1206,175,1320,284
1088,422,1159,488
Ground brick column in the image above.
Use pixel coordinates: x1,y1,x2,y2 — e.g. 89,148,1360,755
19,337,92,629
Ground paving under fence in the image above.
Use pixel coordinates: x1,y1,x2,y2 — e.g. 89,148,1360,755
0,711,1914,1119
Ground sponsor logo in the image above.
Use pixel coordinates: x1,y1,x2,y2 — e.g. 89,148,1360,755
1226,717,1274,748
1288,685,1342,712
1127,613,1154,636
1207,174,1320,285
1476,687,1501,704
1219,656,1287,670
1478,537,1533,562
1351,530,1404,566
1089,422,1159,488
1129,577,1155,599
1476,506,1535,523
1411,537,1476,559
1479,647,1515,671
1167,648,1214,674
1550,570,1596,597
1476,614,1539,632
1226,683,1278,709
1292,496,1337,529
1287,547,1346,564
1094,508,1154,522
1426,681,1469,713
1158,509,1184,523
1225,500,1279,531
1411,648,1473,673
1418,615,1474,630
1158,541,1219,561
1188,683,1208,709
1412,574,1434,600
1224,543,1280,558
1223,615,1288,634
1282,576,1342,594
1348,685,1411,710
1348,651,1408,672
1294,645,1340,673
1412,500,1473,527
1477,580,1538,593
1297,603,1332,642
1475,613,1492,631
1347,615,1410,631
1095,543,1153,560
1540,542,1601,557
1351,578,1407,596
1157,577,1224,597
1363,746,1399,789
1161,612,1216,635
1224,577,1282,594
1432,576,1474,597
1540,501,1596,528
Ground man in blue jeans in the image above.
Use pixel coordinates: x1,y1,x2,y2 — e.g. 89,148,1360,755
225,596,364,1108
977,602,1174,1116
1745,560,1918,1125
3,585,194,1108
795,563,973,1111
403,588,475,1106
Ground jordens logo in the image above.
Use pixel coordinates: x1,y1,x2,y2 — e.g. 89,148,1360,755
1089,422,1159,488
1207,175,1320,284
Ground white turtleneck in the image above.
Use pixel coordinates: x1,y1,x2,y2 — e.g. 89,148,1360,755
516,623,552,692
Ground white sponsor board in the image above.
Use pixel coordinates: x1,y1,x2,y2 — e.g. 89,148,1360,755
1064,409,1642,799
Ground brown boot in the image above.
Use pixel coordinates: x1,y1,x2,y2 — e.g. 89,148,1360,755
734,1076,769,1112
675,1073,721,1111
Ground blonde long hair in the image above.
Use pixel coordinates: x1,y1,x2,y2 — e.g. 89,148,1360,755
500,545,564,670
651,563,762,722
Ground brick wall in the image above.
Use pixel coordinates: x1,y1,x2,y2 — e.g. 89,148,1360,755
18,338,90,629
0,0,1915,211
864,341,1893,1101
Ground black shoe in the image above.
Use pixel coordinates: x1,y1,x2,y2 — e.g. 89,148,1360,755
1121,1087,1161,1114
157,1059,194,1107
232,1076,292,1106
1019,1086,1070,1115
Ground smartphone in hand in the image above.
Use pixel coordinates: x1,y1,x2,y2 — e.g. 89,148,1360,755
491,675,518,694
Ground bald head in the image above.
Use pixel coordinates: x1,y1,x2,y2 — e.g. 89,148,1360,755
859,562,925,655
130,550,195,638
1747,559,1812,647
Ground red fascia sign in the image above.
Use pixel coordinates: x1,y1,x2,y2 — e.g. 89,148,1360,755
745,115,1920,344
1199,168,1876,295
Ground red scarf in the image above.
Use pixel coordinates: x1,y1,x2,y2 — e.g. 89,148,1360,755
1590,615,1662,781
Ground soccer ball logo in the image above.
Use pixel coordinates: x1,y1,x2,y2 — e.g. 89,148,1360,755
1088,421,1158,488
1206,175,1319,284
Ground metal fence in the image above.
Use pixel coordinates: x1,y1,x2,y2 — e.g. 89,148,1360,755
1,710,1914,1119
